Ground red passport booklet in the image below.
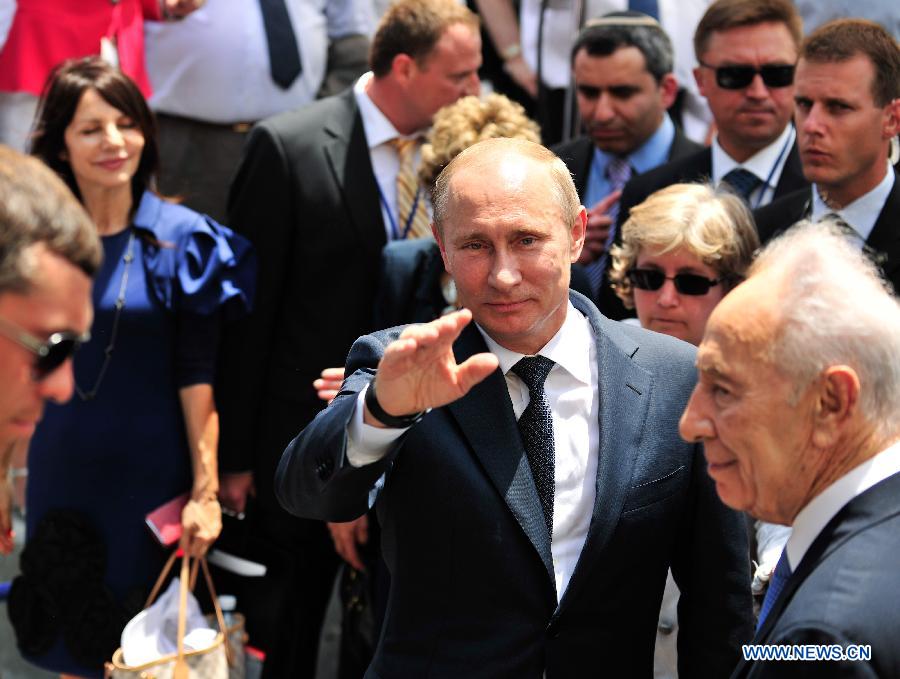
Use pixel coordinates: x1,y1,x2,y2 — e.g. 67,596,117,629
145,492,189,546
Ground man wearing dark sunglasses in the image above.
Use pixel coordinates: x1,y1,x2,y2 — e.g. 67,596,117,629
755,19,900,297
0,146,100,554
611,0,810,322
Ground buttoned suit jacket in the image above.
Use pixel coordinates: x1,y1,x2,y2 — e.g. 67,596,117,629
732,471,900,678
276,291,753,678
552,127,704,321
753,170,900,295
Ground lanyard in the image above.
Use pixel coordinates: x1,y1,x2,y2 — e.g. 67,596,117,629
753,127,794,210
375,178,422,241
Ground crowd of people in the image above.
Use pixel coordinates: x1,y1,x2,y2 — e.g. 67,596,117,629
0,0,899,678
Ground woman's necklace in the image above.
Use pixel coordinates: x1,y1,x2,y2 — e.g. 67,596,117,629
75,229,136,401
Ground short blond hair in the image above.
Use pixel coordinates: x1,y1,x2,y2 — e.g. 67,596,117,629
609,183,759,308
419,94,540,189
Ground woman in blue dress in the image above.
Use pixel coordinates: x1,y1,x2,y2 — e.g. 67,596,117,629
7,57,255,677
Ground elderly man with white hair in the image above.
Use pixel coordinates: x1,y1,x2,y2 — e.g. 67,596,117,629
680,221,900,677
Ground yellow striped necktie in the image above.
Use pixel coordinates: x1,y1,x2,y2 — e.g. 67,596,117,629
390,137,431,240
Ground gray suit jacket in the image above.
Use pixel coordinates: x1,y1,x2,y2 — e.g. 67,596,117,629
276,292,753,678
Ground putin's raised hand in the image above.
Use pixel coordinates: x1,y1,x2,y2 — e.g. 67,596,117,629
364,309,499,428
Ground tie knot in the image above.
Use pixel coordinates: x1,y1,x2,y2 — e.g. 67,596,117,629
606,156,633,188
391,137,419,160
512,355,556,392
722,168,762,199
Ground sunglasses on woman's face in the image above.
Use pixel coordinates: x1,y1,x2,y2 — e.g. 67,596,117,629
699,62,795,90
627,269,723,296
0,316,89,380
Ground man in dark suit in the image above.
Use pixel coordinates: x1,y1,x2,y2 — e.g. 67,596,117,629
552,13,702,318
680,222,900,678
617,0,809,312
276,138,753,677
214,1,481,674
754,20,900,295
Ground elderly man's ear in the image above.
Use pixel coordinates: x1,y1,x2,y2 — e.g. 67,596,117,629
811,366,860,449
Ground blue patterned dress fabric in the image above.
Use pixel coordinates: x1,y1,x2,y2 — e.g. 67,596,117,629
21,191,255,677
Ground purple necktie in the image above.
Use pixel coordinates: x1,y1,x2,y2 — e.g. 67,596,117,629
588,156,632,296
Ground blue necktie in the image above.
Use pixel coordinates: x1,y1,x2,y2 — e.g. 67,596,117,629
757,551,792,631
722,168,762,201
512,356,556,538
259,0,303,89
628,0,659,19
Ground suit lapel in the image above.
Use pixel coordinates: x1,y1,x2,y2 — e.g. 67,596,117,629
557,294,653,615
446,324,555,583
742,472,900,677
863,170,900,290
322,91,386,260
773,142,808,199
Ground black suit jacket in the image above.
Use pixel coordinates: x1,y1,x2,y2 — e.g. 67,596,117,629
276,292,753,678
552,126,704,321
216,89,386,518
753,172,900,294
617,139,808,230
732,471,900,678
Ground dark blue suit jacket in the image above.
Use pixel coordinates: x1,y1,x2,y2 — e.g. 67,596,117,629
733,471,900,678
276,292,752,678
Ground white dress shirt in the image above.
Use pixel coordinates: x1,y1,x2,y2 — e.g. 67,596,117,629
712,124,795,209
811,163,895,246
353,72,432,241
145,0,374,123
347,302,600,599
785,439,900,570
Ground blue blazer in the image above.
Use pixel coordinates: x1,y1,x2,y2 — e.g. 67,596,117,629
276,292,753,678
733,471,900,678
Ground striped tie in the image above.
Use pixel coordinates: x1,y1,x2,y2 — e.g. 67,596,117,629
391,138,431,240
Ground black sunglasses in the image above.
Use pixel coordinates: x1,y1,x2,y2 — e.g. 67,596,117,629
699,61,795,90
627,269,724,296
0,316,89,380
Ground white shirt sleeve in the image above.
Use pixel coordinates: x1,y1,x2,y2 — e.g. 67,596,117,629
345,383,409,467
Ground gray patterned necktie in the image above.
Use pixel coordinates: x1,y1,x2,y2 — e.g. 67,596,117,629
512,356,556,538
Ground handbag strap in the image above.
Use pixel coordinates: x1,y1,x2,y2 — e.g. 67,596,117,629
174,553,190,679
144,548,180,608
141,549,235,669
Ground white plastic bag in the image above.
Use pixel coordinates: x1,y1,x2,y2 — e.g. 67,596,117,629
121,576,218,666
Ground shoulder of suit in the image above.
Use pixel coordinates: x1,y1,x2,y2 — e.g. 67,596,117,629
623,147,711,199
753,187,810,244
254,89,357,139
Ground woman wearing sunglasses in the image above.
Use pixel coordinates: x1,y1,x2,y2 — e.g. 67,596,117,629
609,182,789,668
9,57,254,678
609,182,758,347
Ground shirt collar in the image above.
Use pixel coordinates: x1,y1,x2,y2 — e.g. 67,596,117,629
475,301,593,386
712,124,794,186
353,72,411,149
590,114,676,177
810,164,895,243
785,438,900,570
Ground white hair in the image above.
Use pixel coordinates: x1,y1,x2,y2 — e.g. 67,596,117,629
750,220,900,439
